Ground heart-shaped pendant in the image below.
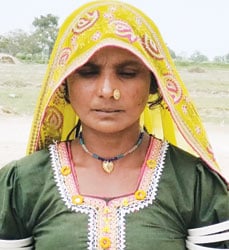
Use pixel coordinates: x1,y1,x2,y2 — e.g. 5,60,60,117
102,161,114,173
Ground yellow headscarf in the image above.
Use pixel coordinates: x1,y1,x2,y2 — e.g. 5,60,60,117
27,0,226,181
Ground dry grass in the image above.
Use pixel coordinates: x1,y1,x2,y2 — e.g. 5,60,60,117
0,63,46,114
177,65,229,124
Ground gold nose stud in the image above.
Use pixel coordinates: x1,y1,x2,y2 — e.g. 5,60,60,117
113,89,121,100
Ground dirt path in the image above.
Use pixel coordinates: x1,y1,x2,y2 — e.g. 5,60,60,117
0,114,228,181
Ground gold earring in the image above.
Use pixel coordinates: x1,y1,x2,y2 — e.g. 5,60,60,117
113,89,121,100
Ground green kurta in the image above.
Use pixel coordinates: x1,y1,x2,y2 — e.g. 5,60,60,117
0,138,228,249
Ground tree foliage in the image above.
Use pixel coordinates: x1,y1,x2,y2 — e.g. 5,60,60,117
189,51,209,63
168,46,176,59
32,14,59,56
213,56,225,63
225,53,229,63
0,14,58,62
0,30,35,55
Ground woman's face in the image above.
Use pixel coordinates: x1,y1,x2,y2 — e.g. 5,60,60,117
67,46,151,134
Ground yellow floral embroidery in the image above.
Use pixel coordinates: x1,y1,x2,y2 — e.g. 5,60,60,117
103,206,110,214
60,165,71,176
104,218,111,223
102,226,110,233
99,237,111,249
146,159,157,169
134,190,146,200
72,195,84,205
122,198,129,206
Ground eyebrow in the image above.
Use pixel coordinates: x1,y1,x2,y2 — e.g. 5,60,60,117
81,60,144,69
78,62,99,69
116,60,144,69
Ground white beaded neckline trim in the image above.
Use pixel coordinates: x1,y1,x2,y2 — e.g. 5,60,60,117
49,137,168,250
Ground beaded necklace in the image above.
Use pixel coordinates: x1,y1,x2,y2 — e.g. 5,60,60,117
79,131,144,173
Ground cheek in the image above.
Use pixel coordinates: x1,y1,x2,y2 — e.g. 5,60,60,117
133,87,150,107
68,89,78,104
137,95,148,108
68,83,89,104
68,87,85,114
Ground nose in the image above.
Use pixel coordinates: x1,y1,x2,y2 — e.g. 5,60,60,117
98,73,116,99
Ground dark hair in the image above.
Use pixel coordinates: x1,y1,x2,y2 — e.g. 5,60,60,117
66,119,81,140
148,74,163,109
63,80,70,103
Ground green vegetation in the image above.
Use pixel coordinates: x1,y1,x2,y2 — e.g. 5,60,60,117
0,62,228,125
0,14,59,63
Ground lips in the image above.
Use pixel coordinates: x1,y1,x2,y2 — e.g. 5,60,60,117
93,109,123,113
92,107,124,114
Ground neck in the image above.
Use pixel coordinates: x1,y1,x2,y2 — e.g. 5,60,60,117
78,124,142,158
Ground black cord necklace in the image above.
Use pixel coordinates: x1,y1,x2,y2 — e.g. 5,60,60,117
79,131,144,173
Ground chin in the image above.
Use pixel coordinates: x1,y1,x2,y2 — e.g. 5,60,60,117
83,121,123,134
94,125,124,134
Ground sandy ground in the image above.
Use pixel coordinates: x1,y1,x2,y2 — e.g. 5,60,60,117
0,114,228,181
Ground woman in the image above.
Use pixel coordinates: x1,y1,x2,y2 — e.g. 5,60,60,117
0,0,228,249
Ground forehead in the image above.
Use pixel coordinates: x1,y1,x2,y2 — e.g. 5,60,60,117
87,46,146,66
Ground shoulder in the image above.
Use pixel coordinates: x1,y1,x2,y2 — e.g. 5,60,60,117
0,149,51,188
166,143,199,168
163,142,228,191
16,148,50,175
0,148,58,236
156,142,228,226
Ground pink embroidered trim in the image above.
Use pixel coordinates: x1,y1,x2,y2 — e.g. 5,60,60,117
49,136,168,249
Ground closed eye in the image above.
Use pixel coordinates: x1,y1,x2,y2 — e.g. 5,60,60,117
77,69,99,77
75,63,100,78
117,70,138,79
